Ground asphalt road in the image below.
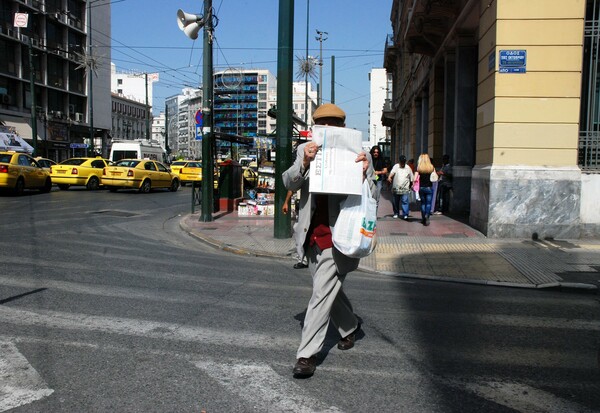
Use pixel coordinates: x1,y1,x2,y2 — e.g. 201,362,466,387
1,186,599,412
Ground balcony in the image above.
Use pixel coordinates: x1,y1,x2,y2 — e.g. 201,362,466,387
403,0,458,55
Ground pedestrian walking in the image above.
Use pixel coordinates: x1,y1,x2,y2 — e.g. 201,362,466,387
387,155,413,220
369,145,387,206
282,103,374,378
414,153,435,226
436,154,453,214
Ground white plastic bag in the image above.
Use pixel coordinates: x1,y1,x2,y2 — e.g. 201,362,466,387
332,180,377,258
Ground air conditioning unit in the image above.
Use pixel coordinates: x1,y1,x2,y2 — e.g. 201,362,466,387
1,94,11,104
75,113,84,122
68,104,75,114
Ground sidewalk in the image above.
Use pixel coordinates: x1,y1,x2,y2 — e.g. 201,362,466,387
180,189,600,292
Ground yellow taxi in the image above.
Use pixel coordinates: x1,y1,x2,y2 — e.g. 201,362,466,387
0,151,52,195
51,157,110,190
178,161,203,186
102,159,180,193
169,160,194,177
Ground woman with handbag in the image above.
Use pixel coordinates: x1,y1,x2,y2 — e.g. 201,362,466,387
414,153,436,226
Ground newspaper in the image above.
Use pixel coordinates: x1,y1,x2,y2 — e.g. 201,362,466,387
309,125,363,195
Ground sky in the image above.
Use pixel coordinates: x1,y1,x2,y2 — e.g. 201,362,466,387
105,0,393,136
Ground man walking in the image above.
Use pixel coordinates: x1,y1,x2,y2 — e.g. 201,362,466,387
282,103,373,378
436,154,453,214
387,155,414,220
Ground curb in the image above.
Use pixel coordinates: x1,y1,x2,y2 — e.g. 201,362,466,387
180,216,598,292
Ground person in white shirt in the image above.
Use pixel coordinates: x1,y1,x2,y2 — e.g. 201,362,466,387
387,155,414,220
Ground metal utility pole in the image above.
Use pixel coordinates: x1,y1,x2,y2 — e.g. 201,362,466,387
28,40,37,156
304,0,309,125
331,55,335,103
274,0,294,239
145,73,150,140
315,29,327,106
88,1,94,156
201,0,214,222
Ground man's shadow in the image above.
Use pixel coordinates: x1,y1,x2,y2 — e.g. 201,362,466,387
294,309,365,363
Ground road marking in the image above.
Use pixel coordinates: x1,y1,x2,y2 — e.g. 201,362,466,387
0,341,53,412
194,360,344,413
463,381,598,413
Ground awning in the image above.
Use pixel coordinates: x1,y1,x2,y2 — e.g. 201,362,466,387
0,116,43,141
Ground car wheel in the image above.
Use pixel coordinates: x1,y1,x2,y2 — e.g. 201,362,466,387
41,178,52,193
86,176,100,190
170,179,179,192
139,179,151,193
57,184,70,190
14,177,25,196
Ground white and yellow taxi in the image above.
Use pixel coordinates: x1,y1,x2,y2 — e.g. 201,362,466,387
102,159,180,193
169,160,194,177
178,161,203,186
0,151,52,195
50,157,110,190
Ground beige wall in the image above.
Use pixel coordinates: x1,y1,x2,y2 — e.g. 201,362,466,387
476,0,586,166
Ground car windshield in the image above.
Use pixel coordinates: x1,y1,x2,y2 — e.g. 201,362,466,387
60,159,86,166
186,162,202,168
172,161,186,166
116,160,140,167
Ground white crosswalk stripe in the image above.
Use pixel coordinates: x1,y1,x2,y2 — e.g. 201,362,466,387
194,360,345,413
0,342,54,412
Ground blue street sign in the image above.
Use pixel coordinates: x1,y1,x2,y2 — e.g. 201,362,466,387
69,143,88,149
195,125,203,141
499,50,526,73
195,110,203,126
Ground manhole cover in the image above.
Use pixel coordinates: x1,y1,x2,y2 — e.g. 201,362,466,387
92,210,138,217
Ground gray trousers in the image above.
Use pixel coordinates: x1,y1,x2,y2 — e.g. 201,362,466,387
296,245,359,359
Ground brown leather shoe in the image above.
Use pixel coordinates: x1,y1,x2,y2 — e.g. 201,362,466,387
293,356,317,378
338,323,361,350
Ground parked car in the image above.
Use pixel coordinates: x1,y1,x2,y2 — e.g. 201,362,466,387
34,157,57,171
51,157,110,190
102,159,180,193
0,151,52,195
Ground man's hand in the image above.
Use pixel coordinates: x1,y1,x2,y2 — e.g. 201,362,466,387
303,142,320,169
355,151,369,179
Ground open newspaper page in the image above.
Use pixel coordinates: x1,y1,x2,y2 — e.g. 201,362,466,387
309,125,363,195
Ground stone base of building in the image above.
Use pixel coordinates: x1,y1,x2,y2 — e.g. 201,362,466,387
470,165,582,239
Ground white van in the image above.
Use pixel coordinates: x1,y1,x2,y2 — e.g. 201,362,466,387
109,140,167,164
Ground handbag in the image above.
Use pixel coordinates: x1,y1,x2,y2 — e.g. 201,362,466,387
430,170,439,182
332,180,377,258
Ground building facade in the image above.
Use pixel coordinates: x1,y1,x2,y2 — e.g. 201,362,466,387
369,68,391,149
0,0,111,160
383,0,600,238
110,93,151,142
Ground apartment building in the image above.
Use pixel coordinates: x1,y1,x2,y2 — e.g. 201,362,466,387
0,0,111,160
